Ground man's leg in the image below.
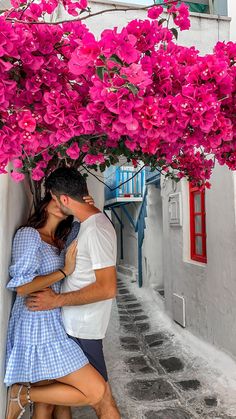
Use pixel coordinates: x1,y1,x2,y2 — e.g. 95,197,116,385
70,336,121,419
32,403,54,419
53,405,72,419
93,382,120,419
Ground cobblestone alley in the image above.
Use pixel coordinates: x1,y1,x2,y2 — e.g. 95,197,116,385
73,277,236,419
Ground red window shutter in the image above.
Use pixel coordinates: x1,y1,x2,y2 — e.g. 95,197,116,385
189,184,207,263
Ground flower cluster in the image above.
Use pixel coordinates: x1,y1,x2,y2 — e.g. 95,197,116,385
0,1,235,187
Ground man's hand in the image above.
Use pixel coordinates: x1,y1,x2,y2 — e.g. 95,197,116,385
26,288,60,311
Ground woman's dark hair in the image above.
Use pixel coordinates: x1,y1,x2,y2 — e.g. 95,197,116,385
23,192,74,251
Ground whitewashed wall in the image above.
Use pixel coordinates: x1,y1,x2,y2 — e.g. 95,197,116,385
228,0,236,40
0,175,30,415
161,165,236,358
142,186,163,289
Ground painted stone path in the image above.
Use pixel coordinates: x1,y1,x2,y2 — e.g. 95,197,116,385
73,278,236,419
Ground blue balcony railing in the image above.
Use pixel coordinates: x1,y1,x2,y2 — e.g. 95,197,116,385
104,166,145,202
145,167,161,186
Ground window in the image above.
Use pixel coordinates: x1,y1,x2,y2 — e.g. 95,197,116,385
189,184,207,263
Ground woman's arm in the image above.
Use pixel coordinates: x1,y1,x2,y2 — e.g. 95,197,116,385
16,270,66,297
16,240,77,297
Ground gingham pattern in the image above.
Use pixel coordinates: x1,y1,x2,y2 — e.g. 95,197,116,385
4,227,88,387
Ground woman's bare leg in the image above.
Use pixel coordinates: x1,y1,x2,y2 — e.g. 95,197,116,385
53,406,72,419
7,365,105,419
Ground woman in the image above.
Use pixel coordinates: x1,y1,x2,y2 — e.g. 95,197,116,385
5,193,105,419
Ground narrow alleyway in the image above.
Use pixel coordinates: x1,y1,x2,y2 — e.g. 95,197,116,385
73,277,236,419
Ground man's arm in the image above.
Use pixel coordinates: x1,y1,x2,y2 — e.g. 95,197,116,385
26,266,117,311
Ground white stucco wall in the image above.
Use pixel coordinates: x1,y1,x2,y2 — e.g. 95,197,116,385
161,165,236,358
0,175,30,415
117,205,139,268
142,186,163,289
228,0,236,40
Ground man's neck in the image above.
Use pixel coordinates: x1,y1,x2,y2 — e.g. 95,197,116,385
73,204,101,223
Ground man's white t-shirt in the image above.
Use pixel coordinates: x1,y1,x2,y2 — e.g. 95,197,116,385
61,213,117,340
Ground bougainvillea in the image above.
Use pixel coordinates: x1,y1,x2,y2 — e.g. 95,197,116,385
0,0,235,189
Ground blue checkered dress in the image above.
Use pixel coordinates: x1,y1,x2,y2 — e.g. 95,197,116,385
4,226,88,387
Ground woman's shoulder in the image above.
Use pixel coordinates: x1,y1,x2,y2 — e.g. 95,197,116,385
14,227,41,244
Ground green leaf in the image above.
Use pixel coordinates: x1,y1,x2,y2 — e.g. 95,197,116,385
99,163,107,172
126,83,139,95
99,54,106,62
96,66,106,80
110,66,119,73
158,18,167,26
109,54,123,65
170,28,178,40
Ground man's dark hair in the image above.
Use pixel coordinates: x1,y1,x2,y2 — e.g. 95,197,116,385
45,167,88,203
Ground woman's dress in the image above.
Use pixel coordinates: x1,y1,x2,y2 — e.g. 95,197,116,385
4,227,88,386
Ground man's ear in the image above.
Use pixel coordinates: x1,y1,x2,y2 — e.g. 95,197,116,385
60,194,70,206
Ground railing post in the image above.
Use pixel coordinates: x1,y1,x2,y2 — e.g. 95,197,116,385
110,208,124,260
208,0,214,14
138,231,143,288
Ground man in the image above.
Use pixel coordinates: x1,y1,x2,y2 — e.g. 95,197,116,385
27,167,121,419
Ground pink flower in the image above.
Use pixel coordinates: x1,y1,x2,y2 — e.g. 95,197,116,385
84,154,105,165
173,3,190,31
120,63,152,89
148,6,163,20
18,112,37,133
66,143,80,159
81,144,89,152
31,166,45,181
11,172,25,182
11,0,27,6
12,159,23,168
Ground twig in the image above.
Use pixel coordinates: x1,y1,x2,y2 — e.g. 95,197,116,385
5,0,179,25
20,0,35,20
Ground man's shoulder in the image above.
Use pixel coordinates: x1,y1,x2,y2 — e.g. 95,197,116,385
83,213,116,238
94,213,115,234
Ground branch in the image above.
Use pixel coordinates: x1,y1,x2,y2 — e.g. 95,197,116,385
5,0,179,25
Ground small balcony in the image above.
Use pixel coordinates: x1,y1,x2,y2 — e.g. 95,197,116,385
104,165,145,206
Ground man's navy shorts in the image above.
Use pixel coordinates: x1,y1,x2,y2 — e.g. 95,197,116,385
69,336,108,382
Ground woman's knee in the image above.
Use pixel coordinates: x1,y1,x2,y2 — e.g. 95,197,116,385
88,379,106,406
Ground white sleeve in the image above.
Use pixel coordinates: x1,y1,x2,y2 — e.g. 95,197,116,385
87,226,117,270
